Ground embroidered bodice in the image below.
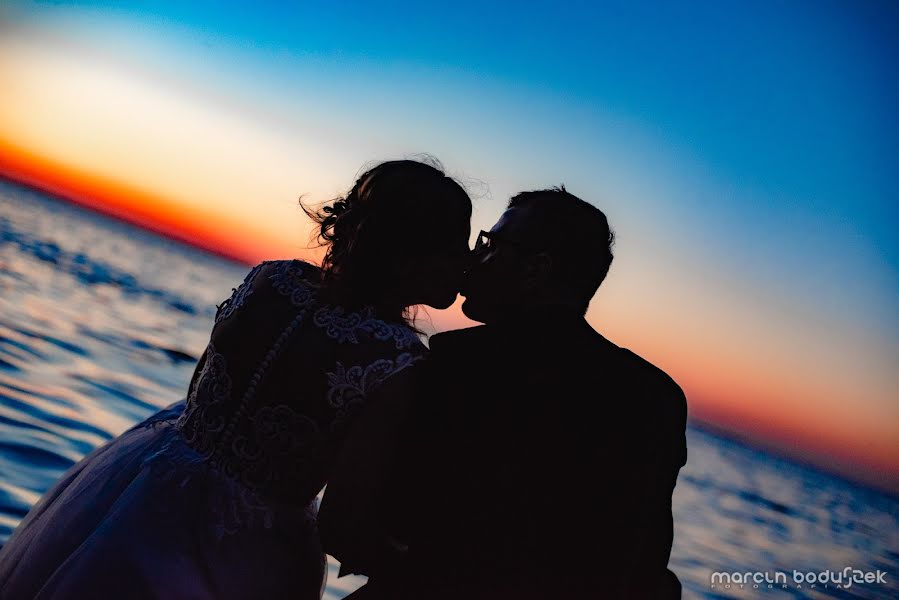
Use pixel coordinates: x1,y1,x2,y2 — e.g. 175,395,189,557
176,260,426,505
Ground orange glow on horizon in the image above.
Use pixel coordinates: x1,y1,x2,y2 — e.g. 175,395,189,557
687,395,899,487
702,389,896,489
0,137,312,265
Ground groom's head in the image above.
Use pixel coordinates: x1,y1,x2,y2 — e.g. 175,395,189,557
461,187,614,324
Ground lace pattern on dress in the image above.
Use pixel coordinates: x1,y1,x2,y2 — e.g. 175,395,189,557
313,305,422,349
270,259,316,307
325,352,423,431
253,404,321,456
214,262,269,324
142,417,317,541
177,343,232,456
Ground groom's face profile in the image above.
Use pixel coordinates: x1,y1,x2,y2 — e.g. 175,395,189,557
460,205,543,324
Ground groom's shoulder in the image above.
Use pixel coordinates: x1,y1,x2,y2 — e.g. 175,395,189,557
428,325,490,355
613,346,688,464
613,345,686,406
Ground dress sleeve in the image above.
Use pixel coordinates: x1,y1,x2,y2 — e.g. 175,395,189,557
318,360,424,578
212,261,271,325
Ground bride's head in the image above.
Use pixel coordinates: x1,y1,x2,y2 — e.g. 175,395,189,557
303,158,472,323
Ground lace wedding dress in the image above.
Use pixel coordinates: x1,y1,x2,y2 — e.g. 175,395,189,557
0,260,426,599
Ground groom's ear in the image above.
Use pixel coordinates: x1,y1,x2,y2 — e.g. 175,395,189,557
526,252,553,286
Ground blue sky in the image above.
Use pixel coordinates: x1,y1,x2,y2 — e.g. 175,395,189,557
43,0,896,285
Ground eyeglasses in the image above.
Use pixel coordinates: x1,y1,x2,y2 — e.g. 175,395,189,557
473,230,545,255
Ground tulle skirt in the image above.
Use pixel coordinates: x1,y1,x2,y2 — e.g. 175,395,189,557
0,402,326,600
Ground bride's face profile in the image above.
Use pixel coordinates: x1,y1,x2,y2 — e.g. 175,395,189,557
403,223,471,310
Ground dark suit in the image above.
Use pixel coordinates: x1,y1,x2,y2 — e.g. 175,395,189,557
359,307,687,599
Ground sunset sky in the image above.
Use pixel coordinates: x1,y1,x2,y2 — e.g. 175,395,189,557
1,1,897,493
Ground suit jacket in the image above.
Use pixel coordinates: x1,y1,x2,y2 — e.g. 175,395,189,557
370,307,688,599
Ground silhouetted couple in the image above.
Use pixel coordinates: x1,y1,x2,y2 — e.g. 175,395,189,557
0,159,686,599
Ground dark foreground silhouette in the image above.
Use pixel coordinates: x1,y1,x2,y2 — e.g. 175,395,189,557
322,187,688,599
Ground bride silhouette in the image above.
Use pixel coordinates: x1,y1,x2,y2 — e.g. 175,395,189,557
0,159,472,599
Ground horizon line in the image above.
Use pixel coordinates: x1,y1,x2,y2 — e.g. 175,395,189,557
1,173,896,499
0,173,253,267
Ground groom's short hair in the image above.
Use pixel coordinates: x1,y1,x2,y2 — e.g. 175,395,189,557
508,186,614,310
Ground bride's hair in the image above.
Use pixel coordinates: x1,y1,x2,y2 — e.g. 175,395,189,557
302,158,471,322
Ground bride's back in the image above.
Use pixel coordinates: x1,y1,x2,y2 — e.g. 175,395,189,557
177,258,426,505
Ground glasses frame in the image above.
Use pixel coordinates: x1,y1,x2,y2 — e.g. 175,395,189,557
473,230,546,255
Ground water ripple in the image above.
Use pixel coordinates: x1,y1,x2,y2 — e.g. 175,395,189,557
0,216,203,317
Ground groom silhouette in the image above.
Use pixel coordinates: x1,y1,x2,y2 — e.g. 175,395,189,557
325,187,688,599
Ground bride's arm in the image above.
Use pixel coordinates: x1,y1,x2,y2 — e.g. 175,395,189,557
318,365,422,579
